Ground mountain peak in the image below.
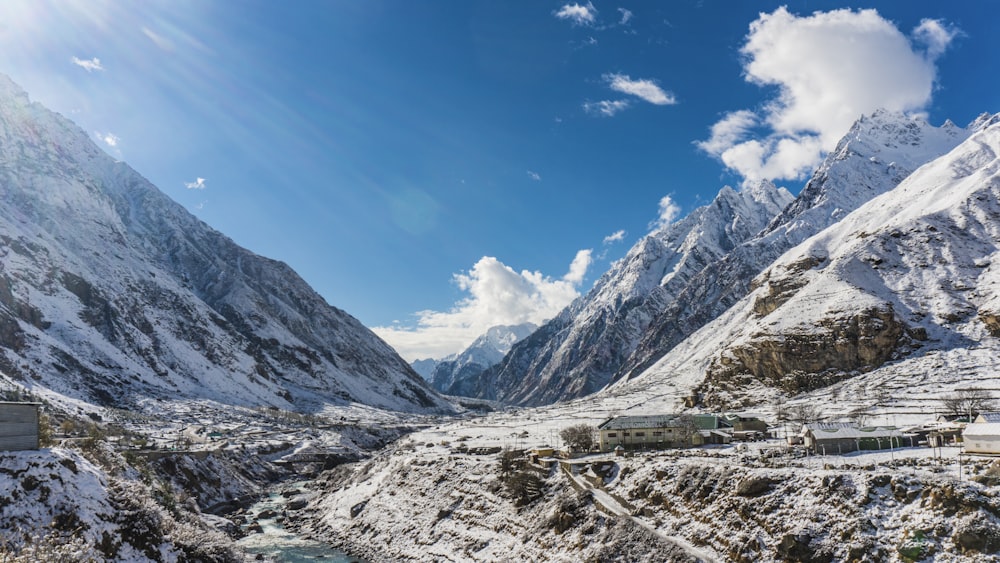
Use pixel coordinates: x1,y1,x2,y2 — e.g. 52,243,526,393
0,75,451,414
970,112,1000,132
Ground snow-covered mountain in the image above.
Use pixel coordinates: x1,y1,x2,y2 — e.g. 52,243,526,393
477,110,971,407
410,358,440,381
476,181,794,405
609,111,1000,411
0,75,451,413
430,322,536,396
618,109,973,382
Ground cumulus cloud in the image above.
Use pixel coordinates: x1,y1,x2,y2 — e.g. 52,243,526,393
184,177,207,189
618,8,633,25
527,170,541,181
697,7,957,184
605,73,676,106
554,2,597,26
373,252,592,361
583,99,630,117
654,195,681,230
71,56,103,72
603,230,626,244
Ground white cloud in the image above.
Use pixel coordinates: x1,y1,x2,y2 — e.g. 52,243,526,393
603,230,626,244
184,177,207,189
71,56,103,72
605,73,676,105
913,19,959,59
95,132,119,147
583,99,630,117
373,252,592,361
554,2,597,26
696,110,757,155
618,8,633,25
564,249,593,285
527,170,541,181
698,7,956,184
655,195,681,229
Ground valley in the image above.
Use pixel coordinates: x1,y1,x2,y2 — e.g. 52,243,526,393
1,32,1000,560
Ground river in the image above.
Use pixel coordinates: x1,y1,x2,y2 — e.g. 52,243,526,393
236,486,367,563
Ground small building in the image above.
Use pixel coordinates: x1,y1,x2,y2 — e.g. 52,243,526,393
962,422,1000,454
597,414,697,452
975,413,1000,424
727,413,769,434
694,429,733,446
528,446,555,458
0,402,42,451
803,423,909,455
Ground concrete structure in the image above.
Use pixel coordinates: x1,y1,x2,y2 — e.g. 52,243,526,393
803,423,909,455
962,422,1000,454
0,402,41,451
597,414,697,452
727,413,769,434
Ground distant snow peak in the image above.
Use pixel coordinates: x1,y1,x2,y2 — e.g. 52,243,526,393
431,322,536,395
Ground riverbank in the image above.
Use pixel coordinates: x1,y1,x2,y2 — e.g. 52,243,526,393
238,481,369,563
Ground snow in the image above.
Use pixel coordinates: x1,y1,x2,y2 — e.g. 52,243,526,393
0,73,452,416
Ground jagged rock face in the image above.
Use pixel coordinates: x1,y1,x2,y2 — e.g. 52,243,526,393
618,111,971,382
637,115,1000,409
479,183,794,406
0,75,450,413
705,305,912,399
476,111,971,408
980,312,1000,337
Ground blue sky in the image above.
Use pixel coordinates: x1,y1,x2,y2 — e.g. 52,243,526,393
1,1,997,361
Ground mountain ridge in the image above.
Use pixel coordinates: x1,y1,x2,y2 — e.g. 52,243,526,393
0,74,451,414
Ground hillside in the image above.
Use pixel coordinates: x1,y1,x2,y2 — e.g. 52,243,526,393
478,111,970,408
479,181,793,406
0,75,450,414
601,113,1000,417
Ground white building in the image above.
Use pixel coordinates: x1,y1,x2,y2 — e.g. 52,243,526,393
962,422,1000,454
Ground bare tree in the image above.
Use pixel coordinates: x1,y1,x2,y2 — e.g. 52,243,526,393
780,403,822,432
498,446,523,476
941,388,997,421
560,424,596,452
674,414,700,446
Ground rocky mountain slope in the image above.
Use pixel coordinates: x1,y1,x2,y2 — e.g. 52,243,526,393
0,75,450,414
611,112,1000,410
478,111,971,407
431,323,535,396
299,413,1000,563
619,110,973,383
476,182,793,406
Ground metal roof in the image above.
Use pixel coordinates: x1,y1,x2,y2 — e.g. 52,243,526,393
962,423,1000,437
806,425,902,440
977,413,1000,423
597,415,686,430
